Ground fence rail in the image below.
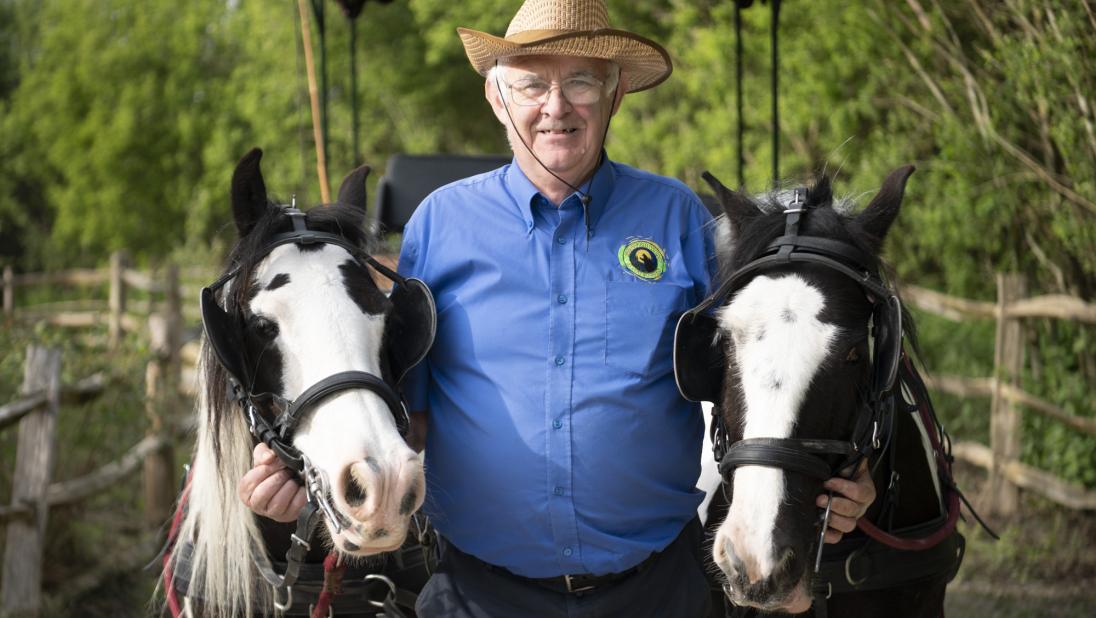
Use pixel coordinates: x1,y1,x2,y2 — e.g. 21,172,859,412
901,275,1096,513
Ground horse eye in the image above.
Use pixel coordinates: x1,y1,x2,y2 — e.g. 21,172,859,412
845,347,861,363
251,316,279,339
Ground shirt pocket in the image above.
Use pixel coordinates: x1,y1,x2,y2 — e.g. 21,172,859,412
605,280,690,378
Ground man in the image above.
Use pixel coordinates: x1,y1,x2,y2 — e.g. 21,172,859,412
240,1,875,616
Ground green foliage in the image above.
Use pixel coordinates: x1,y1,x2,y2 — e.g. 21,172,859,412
0,0,1092,486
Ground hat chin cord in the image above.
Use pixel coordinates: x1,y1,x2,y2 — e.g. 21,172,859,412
494,62,614,211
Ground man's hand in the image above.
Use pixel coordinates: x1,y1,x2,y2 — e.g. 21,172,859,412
817,458,876,544
237,443,307,523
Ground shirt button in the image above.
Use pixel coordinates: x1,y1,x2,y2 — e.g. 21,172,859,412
554,356,565,366
563,547,573,557
552,419,562,429
553,486,564,496
557,294,567,304
557,237,566,244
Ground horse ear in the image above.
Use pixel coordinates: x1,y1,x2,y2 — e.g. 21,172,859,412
808,174,833,207
336,164,371,227
856,165,915,250
702,170,759,235
231,148,270,237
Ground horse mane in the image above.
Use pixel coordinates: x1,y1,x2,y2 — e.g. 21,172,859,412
167,201,371,618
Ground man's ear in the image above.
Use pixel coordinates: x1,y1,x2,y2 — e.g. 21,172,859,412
485,76,510,126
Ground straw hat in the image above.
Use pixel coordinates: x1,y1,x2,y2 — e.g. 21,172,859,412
457,0,672,93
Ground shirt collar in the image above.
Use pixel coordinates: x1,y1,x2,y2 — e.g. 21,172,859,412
505,153,617,235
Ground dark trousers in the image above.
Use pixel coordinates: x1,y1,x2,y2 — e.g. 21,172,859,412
416,518,712,618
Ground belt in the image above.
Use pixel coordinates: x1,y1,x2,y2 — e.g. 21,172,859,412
459,543,661,595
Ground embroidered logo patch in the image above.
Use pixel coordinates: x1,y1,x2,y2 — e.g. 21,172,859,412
617,238,667,281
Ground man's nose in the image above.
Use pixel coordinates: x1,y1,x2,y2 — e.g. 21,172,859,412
541,86,573,115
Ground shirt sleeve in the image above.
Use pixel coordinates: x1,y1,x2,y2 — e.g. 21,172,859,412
396,214,431,412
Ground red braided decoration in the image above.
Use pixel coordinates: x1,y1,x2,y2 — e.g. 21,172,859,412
163,469,193,618
311,551,346,618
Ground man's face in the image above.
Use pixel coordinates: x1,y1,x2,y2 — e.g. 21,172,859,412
487,55,624,182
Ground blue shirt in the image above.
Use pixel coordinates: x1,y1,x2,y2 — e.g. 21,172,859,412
397,157,716,578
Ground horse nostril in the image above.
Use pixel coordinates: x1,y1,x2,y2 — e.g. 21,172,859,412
344,468,368,507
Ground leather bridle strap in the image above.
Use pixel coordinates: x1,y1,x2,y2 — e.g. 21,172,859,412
719,437,856,482
275,371,408,442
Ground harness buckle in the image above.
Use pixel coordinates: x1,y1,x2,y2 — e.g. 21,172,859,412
290,533,311,553
302,454,344,533
564,574,596,594
363,574,398,608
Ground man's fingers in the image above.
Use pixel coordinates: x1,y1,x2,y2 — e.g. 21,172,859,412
266,474,303,517
821,460,877,516
825,512,858,534
815,495,862,519
823,529,844,545
249,469,295,512
238,463,284,502
253,442,278,467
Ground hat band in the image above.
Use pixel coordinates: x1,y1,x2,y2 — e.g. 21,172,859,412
505,29,594,44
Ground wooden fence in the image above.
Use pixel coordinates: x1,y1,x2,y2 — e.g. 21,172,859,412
902,273,1096,514
0,255,196,617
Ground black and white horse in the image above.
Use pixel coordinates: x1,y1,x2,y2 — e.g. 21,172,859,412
683,168,967,617
163,150,430,617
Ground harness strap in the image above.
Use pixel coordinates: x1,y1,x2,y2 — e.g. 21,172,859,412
277,371,408,441
719,437,855,481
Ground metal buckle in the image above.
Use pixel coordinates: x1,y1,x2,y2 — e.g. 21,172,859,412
564,574,596,594
302,454,343,533
363,574,397,608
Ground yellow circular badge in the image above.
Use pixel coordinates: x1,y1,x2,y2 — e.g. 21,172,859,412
617,239,667,281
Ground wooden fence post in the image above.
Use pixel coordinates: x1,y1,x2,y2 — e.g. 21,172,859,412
1,347,61,618
143,311,177,530
988,273,1026,515
3,265,12,316
108,251,128,348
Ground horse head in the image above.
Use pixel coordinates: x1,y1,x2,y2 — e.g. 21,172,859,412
171,149,430,617
688,167,913,611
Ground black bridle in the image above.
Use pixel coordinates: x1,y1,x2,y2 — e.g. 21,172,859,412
201,208,416,473
678,189,902,487
198,207,435,601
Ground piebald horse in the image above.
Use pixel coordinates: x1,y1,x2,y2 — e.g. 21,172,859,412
682,168,969,617
163,150,430,617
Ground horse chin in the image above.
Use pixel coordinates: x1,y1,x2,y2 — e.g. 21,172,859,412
324,519,411,556
723,577,812,615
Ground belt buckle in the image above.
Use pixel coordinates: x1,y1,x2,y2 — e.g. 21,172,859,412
564,574,596,594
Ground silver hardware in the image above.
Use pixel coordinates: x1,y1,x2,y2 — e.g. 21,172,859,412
308,604,335,618
363,574,397,608
564,574,596,594
815,491,834,574
273,585,293,612
871,421,881,450
302,454,344,533
844,547,869,586
290,533,311,552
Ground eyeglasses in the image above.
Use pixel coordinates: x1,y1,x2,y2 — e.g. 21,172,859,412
500,72,616,107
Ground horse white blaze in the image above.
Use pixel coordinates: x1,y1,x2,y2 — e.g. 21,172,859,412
252,245,424,549
714,275,836,583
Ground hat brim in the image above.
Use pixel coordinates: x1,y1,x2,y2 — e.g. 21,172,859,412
457,27,672,93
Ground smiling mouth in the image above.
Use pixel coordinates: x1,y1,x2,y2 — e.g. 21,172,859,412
538,128,578,135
